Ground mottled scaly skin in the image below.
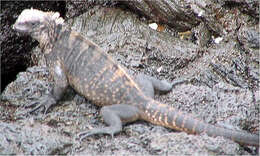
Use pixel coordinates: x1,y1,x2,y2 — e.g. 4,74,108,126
13,9,259,147
47,29,259,147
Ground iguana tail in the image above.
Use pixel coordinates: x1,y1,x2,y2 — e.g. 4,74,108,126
140,100,259,147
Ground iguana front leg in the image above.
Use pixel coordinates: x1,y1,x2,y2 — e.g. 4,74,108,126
27,60,69,114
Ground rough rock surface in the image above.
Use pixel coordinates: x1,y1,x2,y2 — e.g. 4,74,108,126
119,0,259,34
1,3,259,156
0,120,72,155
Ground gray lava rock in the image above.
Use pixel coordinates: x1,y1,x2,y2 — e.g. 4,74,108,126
0,121,72,155
1,3,259,156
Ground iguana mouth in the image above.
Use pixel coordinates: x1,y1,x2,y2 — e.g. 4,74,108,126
13,23,29,34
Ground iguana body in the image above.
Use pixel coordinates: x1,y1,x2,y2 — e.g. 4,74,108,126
13,9,259,147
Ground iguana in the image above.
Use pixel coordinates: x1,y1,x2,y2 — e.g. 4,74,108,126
13,8,259,147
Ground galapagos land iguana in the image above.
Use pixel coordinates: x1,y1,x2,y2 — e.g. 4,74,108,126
13,8,259,147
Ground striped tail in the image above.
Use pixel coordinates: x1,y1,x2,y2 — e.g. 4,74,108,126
140,99,259,147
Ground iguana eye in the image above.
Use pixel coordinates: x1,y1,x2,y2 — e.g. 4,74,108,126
28,21,39,27
31,22,37,26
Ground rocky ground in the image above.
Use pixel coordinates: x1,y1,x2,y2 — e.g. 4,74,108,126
1,1,259,155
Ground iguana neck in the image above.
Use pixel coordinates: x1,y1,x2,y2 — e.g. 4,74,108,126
38,21,63,54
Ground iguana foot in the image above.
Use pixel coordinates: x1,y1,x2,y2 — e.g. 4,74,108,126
26,94,57,114
135,74,173,98
171,78,189,88
135,74,188,98
78,127,117,141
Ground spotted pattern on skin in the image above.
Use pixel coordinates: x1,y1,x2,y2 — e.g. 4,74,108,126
152,112,157,122
152,110,159,122
90,66,121,105
191,119,199,134
118,86,131,104
164,107,172,126
106,67,141,105
145,101,152,111
84,46,102,67
145,109,150,118
152,102,169,124
176,111,183,130
116,64,143,93
181,114,187,129
158,112,163,124
124,78,137,88
164,107,172,125
148,108,155,122
110,69,125,83
83,78,90,95
115,84,130,104
161,107,169,125
171,111,178,128
90,61,112,90
67,74,81,94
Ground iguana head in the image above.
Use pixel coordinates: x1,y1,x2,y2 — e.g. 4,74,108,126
13,8,64,50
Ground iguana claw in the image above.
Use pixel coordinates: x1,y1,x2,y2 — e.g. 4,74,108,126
26,94,57,114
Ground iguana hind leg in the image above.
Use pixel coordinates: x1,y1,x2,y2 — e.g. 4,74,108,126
135,74,173,98
78,104,140,141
